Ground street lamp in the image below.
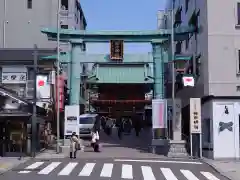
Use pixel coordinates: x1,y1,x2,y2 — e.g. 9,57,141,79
56,0,61,153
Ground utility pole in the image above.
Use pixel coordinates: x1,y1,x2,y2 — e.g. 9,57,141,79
31,44,38,157
56,0,61,153
171,0,176,139
3,0,6,47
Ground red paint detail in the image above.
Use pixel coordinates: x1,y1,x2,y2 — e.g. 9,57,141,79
159,102,164,127
185,78,192,82
38,80,45,86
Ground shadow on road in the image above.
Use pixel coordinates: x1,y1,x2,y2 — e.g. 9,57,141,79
98,127,154,154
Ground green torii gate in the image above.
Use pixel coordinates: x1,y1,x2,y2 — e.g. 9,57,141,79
41,26,194,103
41,26,195,144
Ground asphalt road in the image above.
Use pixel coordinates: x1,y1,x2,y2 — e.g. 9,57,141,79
1,158,227,180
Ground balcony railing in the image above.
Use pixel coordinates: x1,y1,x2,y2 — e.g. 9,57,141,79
60,9,69,17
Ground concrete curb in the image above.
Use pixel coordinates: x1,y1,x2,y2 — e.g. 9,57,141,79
201,158,232,180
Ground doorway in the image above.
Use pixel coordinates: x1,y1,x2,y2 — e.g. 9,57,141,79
0,122,5,156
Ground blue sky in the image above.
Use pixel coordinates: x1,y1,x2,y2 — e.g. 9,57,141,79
80,0,167,53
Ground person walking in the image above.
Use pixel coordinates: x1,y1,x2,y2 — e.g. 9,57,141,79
134,117,142,137
117,117,123,139
69,132,79,159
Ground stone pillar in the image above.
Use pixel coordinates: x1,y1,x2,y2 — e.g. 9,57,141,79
173,99,182,140
151,41,166,139
69,41,83,105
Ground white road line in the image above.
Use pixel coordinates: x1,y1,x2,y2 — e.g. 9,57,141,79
58,162,78,176
100,163,113,177
18,162,45,173
141,166,156,180
38,162,61,175
180,169,199,180
18,170,32,174
201,171,220,180
78,163,95,176
160,168,178,180
114,159,202,164
121,164,133,179
25,162,44,169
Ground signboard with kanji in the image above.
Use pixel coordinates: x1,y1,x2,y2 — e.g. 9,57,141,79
110,40,124,60
190,98,201,133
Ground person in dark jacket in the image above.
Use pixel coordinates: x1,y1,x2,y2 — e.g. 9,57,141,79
117,117,123,139
134,117,142,137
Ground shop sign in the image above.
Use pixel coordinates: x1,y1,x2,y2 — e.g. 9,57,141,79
152,99,167,129
55,75,65,112
2,72,27,84
190,98,202,133
64,105,79,136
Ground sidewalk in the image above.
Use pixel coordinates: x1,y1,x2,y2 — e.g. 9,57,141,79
35,149,67,159
0,157,30,175
203,158,240,180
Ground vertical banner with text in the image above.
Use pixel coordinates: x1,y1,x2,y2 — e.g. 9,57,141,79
55,75,64,112
190,98,202,134
64,105,80,136
152,99,167,129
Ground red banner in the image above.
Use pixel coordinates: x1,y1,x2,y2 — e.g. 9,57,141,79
55,75,65,112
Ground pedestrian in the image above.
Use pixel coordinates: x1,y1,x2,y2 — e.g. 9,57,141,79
69,132,79,159
117,118,123,139
91,129,100,152
105,117,113,135
134,120,142,137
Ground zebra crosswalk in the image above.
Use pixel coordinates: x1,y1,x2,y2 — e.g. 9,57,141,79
18,161,222,179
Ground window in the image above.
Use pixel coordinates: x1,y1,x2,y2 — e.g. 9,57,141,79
79,117,95,124
185,37,189,49
174,8,182,27
238,50,240,72
61,0,68,10
175,42,182,54
237,3,240,25
185,0,189,13
27,0,32,9
61,25,68,29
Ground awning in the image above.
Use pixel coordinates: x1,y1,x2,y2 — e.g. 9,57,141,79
41,52,70,63
0,112,31,117
174,54,192,61
0,86,29,105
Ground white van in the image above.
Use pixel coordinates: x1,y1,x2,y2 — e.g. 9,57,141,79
78,114,98,138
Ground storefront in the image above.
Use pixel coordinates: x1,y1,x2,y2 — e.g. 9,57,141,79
0,86,47,157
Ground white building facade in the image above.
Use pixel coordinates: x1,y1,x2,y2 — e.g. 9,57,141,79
160,0,240,159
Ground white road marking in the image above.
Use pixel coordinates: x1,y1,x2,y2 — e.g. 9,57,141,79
100,163,113,177
201,171,220,180
180,169,199,180
18,170,31,174
58,162,78,176
78,163,95,176
160,168,178,180
38,162,61,175
25,162,44,169
18,162,44,174
121,164,133,179
141,166,156,180
114,159,202,164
